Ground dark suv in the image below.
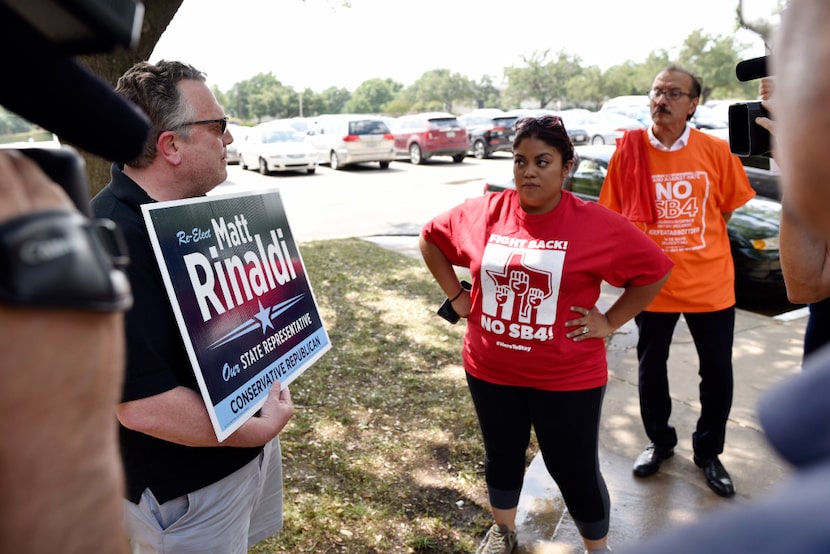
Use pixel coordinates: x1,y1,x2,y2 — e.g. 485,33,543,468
458,110,518,159
506,108,589,146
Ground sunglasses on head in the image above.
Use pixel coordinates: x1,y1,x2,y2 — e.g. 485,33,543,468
171,116,229,134
515,115,565,131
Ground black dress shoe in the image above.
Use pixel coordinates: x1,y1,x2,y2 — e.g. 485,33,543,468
694,455,736,497
632,442,674,477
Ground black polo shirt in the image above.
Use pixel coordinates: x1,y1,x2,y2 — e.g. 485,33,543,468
92,164,261,504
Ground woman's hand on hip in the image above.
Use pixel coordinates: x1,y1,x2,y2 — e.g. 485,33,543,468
564,305,611,341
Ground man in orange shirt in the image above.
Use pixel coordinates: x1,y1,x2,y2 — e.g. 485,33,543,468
599,64,754,498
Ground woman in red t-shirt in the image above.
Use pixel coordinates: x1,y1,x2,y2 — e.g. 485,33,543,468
420,116,672,554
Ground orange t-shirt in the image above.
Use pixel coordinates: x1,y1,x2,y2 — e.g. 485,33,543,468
600,129,755,312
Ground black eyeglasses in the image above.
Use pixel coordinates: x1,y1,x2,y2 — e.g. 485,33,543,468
647,89,694,102
171,116,229,134
515,115,565,131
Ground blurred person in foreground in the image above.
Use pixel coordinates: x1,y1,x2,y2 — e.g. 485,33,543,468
420,115,672,554
757,78,830,359
0,150,129,553
615,1,830,551
599,64,755,498
91,60,294,554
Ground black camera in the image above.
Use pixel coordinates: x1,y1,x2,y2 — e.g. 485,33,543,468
0,0,149,174
728,101,770,157
728,56,771,157
0,0,144,311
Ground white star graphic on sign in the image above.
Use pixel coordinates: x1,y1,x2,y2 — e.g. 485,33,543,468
254,300,274,333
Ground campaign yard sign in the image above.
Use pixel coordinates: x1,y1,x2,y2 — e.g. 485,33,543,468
142,189,330,441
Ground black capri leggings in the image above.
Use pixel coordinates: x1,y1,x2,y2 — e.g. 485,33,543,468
466,373,610,540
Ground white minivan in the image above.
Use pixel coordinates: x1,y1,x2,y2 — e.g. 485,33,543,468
305,114,395,170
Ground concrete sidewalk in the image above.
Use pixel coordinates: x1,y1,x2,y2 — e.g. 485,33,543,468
363,235,808,554
513,285,806,553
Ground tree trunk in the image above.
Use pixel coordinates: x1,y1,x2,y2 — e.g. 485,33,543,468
74,0,185,198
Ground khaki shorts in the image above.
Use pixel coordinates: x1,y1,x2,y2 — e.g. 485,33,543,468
124,438,283,554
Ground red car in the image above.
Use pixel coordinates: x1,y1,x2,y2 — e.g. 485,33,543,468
391,112,469,164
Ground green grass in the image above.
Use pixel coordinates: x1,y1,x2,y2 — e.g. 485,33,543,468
248,238,537,553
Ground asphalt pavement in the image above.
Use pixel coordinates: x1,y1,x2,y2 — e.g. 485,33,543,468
363,235,808,554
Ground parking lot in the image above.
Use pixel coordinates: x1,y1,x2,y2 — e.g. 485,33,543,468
216,153,802,318
216,153,508,241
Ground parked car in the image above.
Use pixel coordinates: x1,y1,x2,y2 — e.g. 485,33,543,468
482,144,786,302
505,108,589,146
600,95,649,113
704,99,754,127
603,98,728,132
557,109,644,145
392,112,469,164
690,104,728,130
305,114,395,170
238,122,318,175
742,164,780,201
603,105,652,127
601,96,652,127
458,109,518,159
283,117,311,135
225,124,251,165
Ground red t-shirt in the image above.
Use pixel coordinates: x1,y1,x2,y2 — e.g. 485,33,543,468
422,190,673,391
600,129,755,312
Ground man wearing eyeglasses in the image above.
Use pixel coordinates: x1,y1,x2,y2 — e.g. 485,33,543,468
599,64,754,499
91,60,294,554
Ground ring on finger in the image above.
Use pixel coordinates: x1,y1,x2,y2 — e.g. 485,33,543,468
582,326,589,334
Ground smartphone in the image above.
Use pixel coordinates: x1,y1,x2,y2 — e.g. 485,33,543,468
436,280,471,324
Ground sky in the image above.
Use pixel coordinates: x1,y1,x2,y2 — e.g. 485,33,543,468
151,0,779,94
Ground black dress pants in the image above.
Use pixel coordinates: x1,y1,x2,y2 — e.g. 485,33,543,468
634,308,735,458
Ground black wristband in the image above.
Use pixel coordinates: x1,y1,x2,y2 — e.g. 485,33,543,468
436,280,471,324
449,287,465,302
449,280,472,302
0,210,132,311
